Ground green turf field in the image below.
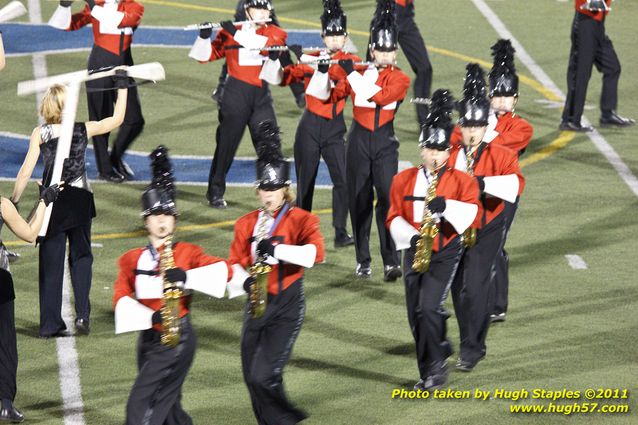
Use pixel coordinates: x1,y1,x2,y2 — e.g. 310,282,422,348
1,0,637,424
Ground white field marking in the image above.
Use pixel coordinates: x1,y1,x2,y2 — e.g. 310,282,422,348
28,0,86,422
471,0,638,198
57,254,86,425
534,99,594,110
565,254,588,270
90,242,103,248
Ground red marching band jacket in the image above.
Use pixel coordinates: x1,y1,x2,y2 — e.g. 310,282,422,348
575,0,612,21
387,166,483,252
330,65,411,131
113,242,232,331
281,50,361,120
228,206,325,295
203,24,287,88
451,113,534,156
449,141,525,227
68,0,144,55
395,0,414,7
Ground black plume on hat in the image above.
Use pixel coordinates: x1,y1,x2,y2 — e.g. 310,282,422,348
419,89,455,150
369,0,397,52
255,121,290,190
489,39,519,97
321,0,347,36
458,63,490,127
141,145,178,216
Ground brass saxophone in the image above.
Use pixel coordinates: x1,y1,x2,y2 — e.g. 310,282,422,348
159,235,182,347
248,211,272,318
412,167,439,273
462,143,478,248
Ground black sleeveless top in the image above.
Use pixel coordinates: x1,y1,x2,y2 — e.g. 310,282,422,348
39,123,96,236
40,123,89,187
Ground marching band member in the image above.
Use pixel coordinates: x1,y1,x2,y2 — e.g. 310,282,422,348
560,0,634,131
228,122,324,425
11,75,128,338
450,40,533,322
113,146,232,425
330,0,410,280
1,185,61,423
189,0,287,209
277,0,356,248
449,64,525,372
49,0,145,182
387,89,481,391
212,0,306,108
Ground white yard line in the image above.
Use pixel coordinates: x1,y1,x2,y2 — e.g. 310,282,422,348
471,0,638,199
565,254,588,270
27,0,86,423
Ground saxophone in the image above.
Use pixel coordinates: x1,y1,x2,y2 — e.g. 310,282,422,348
159,235,182,347
412,166,439,273
462,143,478,248
248,211,272,318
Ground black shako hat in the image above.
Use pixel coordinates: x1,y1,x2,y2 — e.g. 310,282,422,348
369,0,398,52
141,145,178,217
255,121,290,190
419,89,455,150
489,39,519,97
321,0,347,36
458,63,490,127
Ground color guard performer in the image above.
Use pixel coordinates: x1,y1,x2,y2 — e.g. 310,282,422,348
387,90,481,391
113,146,232,425
189,0,287,209
277,0,356,248
449,64,525,372
1,185,61,423
330,0,410,280
560,0,634,131
228,122,324,425
450,40,533,322
49,0,145,182
12,75,129,338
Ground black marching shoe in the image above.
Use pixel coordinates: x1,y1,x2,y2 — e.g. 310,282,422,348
113,159,135,180
98,171,125,183
414,362,449,392
600,111,635,128
334,229,354,248
38,329,72,339
75,318,90,335
456,357,481,372
490,312,506,323
208,196,228,209
0,399,24,423
355,263,371,279
383,265,402,282
559,121,593,132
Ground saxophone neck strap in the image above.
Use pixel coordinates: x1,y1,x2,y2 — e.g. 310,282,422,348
268,202,290,237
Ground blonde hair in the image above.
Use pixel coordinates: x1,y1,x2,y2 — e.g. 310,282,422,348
39,84,67,124
255,185,296,205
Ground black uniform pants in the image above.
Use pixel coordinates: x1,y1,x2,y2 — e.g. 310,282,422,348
491,198,519,315
208,77,277,200
242,281,307,425
38,223,93,337
86,45,145,175
402,239,462,379
126,317,196,425
0,270,17,402
562,13,621,124
396,3,433,125
451,213,505,363
294,110,348,232
346,121,399,267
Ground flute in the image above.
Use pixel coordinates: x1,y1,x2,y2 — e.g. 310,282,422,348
300,59,376,67
184,18,272,31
